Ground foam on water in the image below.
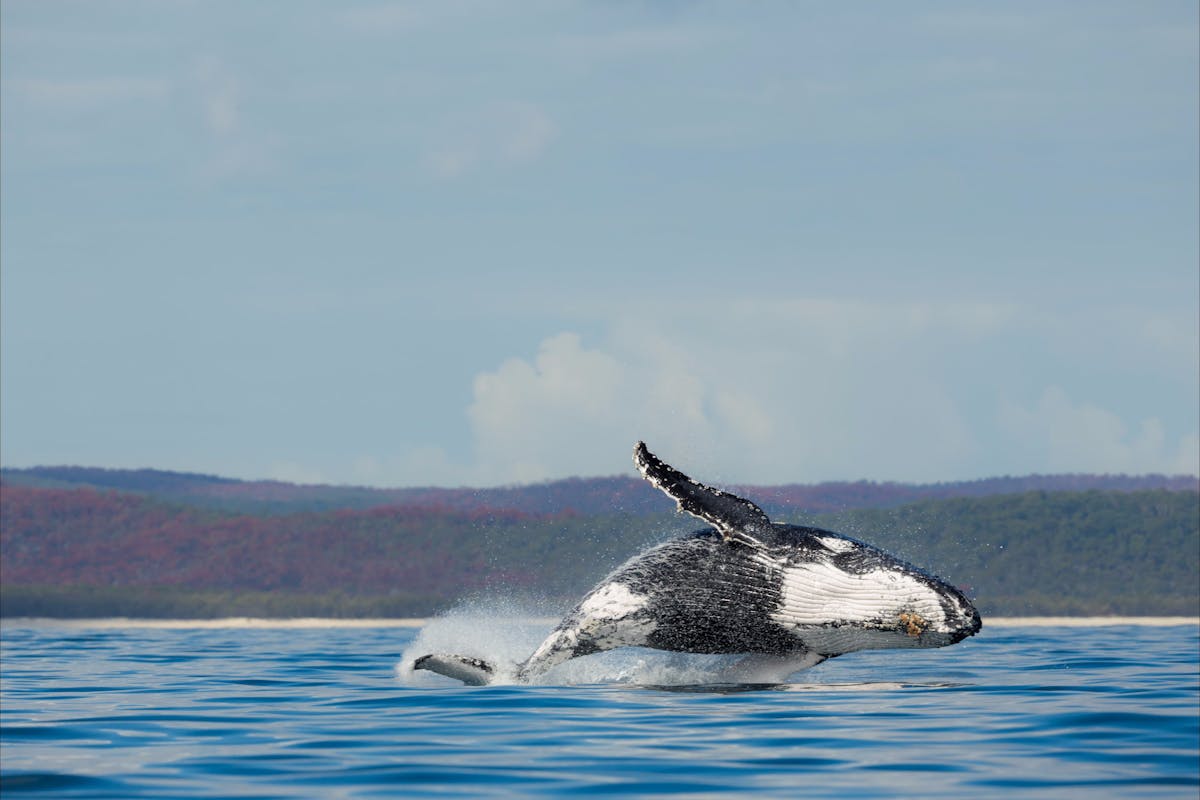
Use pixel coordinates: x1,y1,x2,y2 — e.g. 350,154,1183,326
396,601,553,686
396,600,831,687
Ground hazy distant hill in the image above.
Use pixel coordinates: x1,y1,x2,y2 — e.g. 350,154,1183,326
2,481,1196,618
3,465,1196,516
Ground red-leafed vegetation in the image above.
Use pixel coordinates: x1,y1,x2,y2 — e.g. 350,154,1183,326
2,477,1197,618
5,465,1195,517
0,485,535,597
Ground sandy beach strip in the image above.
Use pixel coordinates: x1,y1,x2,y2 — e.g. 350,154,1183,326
0,617,431,629
983,616,1198,627
2,616,1196,629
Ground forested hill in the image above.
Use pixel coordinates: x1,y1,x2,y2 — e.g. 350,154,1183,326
2,464,1196,516
2,482,1196,618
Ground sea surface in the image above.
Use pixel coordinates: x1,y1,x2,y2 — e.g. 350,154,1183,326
1,617,1197,798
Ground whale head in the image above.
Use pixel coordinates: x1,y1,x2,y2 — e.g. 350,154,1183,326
767,528,982,655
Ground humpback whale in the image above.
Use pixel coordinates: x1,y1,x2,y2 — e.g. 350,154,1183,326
414,442,981,685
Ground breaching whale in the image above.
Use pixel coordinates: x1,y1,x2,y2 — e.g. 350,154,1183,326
413,442,981,685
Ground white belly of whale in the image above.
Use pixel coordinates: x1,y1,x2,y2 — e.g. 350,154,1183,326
576,583,658,649
774,561,947,625
770,559,952,652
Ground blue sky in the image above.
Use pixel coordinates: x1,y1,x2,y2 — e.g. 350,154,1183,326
2,2,1197,487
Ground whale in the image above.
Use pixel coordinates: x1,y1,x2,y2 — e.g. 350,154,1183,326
413,442,981,685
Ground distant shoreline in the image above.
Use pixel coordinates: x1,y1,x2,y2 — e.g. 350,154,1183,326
2,616,1197,629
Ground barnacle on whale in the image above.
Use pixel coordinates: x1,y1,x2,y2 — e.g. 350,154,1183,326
898,612,928,638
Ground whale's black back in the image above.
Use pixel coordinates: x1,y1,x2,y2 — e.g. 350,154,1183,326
606,530,800,655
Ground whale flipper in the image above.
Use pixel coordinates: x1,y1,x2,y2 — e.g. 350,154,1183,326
413,653,495,686
634,441,772,546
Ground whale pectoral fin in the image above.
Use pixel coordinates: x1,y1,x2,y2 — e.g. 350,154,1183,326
413,653,495,686
634,441,772,545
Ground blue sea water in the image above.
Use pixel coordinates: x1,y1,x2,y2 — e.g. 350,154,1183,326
1,618,1197,798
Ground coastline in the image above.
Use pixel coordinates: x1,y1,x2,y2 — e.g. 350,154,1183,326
982,616,1199,627
1,616,1197,629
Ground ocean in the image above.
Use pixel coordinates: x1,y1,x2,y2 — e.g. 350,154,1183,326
1,617,1197,798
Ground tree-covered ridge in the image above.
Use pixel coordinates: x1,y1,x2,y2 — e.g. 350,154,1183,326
0,485,656,614
796,490,1199,616
3,465,1195,516
1,483,1196,618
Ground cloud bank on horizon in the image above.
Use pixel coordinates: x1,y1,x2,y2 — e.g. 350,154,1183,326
451,301,1199,487
1,2,1197,487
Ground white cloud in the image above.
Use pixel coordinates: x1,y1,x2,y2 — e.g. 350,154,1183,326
425,149,476,180
349,447,465,488
187,57,276,182
499,103,557,163
999,387,1198,475
445,294,1199,486
1140,312,1200,370
200,81,238,138
467,332,627,483
456,300,997,485
1176,434,1200,476
246,299,1200,487
190,58,243,139
268,461,327,486
711,388,773,446
425,102,558,179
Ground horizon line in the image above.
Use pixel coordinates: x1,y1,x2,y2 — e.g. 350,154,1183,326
2,463,1198,493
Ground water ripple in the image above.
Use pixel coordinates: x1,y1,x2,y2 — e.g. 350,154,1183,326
1,622,1196,798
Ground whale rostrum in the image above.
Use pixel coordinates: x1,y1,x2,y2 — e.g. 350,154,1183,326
413,441,982,685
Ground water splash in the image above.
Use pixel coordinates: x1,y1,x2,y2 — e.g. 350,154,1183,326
395,598,554,686
395,598,828,686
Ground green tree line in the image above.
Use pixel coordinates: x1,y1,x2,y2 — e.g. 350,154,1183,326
2,485,1196,618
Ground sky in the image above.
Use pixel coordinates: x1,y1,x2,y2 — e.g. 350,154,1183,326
2,1,1197,488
